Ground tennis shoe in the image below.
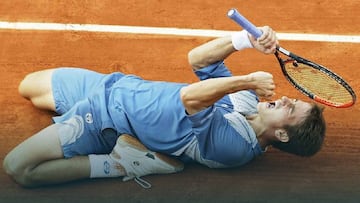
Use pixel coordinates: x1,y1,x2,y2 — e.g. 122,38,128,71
110,134,184,188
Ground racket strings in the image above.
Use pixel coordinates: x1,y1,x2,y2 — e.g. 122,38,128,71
284,63,353,104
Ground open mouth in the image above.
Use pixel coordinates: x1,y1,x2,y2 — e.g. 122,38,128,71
266,101,276,109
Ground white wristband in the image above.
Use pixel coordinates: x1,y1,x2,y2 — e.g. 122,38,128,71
231,30,253,51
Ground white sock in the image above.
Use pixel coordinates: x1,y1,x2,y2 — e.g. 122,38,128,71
88,154,125,178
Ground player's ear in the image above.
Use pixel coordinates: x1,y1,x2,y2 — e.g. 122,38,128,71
274,129,289,143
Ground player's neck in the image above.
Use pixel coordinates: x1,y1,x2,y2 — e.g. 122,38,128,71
246,114,266,137
246,114,272,148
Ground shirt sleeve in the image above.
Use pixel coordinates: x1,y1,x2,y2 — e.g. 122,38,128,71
194,61,232,80
187,106,257,166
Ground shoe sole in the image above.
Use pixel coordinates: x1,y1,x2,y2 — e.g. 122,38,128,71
117,134,184,172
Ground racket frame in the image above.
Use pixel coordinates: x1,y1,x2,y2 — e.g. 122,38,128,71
275,47,356,108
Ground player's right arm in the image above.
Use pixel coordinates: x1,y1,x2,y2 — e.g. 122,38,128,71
180,71,275,115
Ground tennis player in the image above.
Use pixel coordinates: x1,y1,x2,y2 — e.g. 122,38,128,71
3,26,326,188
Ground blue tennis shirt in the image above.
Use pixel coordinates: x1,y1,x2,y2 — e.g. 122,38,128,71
54,61,263,168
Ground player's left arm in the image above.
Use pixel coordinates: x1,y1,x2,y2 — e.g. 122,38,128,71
188,36,235,71
188,27,278,71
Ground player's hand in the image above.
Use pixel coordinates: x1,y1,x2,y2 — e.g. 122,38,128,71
248,71,275,98
249,26,278,54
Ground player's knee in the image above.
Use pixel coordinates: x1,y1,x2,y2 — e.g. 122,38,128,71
18,71,55,111
3,154,35,187
18,73,32,98
3,155,20,182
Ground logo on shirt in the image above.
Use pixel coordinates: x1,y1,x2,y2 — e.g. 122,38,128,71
85,113,93,124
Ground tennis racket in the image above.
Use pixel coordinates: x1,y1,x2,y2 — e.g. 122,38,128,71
227,8,356,108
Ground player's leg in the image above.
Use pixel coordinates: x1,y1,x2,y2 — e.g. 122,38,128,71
3,126,183,187
18,69,56,111
3,123,90,187
18,68,109,115
4,96,124,187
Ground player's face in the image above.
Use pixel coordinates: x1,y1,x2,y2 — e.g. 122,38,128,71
257,96,312,128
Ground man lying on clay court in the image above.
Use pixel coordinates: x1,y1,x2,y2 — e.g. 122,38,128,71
3,25,326,188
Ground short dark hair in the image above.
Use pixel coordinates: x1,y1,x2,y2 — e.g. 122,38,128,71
271,103,326,156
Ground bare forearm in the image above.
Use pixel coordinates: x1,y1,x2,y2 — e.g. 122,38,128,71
187,36,236,71
180,75,252,114
188,27,278,71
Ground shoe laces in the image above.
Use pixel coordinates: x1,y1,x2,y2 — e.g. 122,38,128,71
123,172,152,189
134,177,151,189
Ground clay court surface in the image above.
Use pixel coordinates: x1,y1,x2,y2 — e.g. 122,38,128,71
0,1,359,202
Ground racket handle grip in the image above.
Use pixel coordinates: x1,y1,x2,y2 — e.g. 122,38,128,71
227,8,262,39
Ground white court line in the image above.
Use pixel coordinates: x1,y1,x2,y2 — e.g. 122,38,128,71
0,21,359,43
